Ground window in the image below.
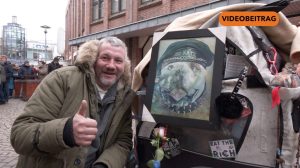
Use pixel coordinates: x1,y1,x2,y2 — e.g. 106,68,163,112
141,0,154,4
33,53,39,59
111,0,126,14
92,0,103,21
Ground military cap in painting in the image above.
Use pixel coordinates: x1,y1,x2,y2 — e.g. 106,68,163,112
157,39,214,73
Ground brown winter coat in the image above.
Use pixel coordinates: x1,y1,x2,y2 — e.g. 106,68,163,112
10,40,135,168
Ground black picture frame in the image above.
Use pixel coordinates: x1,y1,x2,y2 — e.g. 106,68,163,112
145,28,225,129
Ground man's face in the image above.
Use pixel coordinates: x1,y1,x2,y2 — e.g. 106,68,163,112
94,42,126,90
0,56,6,63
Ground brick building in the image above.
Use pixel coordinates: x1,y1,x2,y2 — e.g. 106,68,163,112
65,0,300,67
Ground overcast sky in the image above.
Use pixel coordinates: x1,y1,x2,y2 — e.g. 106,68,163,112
0,0,68,44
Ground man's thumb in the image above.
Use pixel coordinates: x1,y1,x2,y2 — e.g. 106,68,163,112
77,100,87,117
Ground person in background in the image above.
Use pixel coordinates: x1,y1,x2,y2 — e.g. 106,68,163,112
6,61,14,97
37,60,48,80
0,55,13,101
0,60,6,104
11,37,135,168
12,63,20,79
18,61,35,79
48,56,62,73
31,65,39,79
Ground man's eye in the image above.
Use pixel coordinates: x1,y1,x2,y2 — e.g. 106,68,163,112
115,59,123,64
101,57,109,61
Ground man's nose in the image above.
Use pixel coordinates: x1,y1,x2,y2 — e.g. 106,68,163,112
106,60,116,69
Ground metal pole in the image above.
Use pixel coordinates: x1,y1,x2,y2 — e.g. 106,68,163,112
44,29,47,60
40,25,50,61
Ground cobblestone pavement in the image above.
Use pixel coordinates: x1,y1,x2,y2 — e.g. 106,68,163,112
0,99,26,168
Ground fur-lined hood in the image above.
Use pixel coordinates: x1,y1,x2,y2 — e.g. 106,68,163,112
74,40,132,90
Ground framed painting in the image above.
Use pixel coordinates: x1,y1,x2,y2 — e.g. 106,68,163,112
144,28,226,129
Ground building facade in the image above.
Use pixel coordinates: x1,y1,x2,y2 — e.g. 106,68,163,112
65,0,300,67
0,38,3,55
26,41,54,62
1,16,26,61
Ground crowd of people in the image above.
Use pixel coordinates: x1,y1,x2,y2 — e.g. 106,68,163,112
0,55,62,105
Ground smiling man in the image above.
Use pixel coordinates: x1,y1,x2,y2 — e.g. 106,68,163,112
10,37,135,168
94,42,126,90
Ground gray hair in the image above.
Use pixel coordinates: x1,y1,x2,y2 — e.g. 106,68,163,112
98,36,128,55
98,37,131,86
75,36,132,88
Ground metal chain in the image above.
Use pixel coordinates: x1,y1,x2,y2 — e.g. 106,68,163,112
295,133,300,168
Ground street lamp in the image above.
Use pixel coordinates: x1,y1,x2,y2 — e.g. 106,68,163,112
40,25,51,60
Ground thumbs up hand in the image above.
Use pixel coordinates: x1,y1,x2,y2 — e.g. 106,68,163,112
73,100,98,146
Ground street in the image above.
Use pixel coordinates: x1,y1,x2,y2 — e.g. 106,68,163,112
0,99,26,168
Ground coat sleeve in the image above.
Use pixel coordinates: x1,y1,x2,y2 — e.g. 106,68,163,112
96,109,133,168
10,71,71,157
5,64,13,79
18,67,24,79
